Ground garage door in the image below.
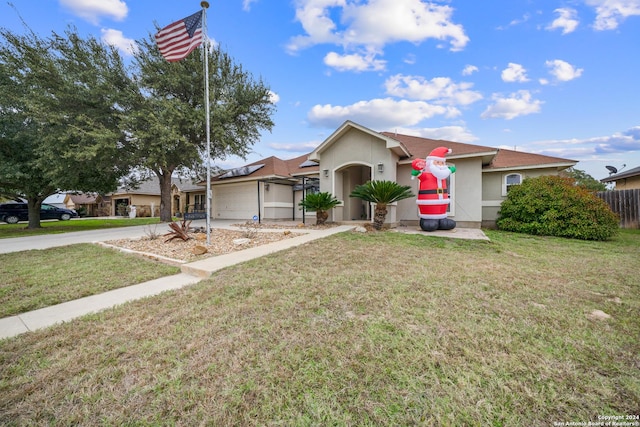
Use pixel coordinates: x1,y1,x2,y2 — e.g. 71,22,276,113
213,182,259,220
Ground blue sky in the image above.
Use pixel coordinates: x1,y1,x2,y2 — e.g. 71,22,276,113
2,0,640,180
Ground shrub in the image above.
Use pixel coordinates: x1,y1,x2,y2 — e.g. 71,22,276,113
496,175,619,241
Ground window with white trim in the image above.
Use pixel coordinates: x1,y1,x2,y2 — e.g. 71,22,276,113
502,173,522,196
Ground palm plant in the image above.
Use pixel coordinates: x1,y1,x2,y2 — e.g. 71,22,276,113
350,180,415,230
298,192,341,225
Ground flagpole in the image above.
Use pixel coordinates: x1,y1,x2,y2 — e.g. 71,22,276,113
201,1,211,244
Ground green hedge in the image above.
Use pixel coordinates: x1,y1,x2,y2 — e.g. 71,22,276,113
496,175,619,241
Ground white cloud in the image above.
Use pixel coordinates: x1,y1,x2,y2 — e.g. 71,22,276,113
501,63,529,83
307,98,460,129
324,51,386,72
60,0,128,25
462,65,478,76
545,59,583,82
481,90,543,120
243,0,259,11
529,127,640,158
269,91,280,104
393,126,479,143
384,74,482,106
585,0,640,30
100,29,137,56
287,0,469,54
547,8,579,34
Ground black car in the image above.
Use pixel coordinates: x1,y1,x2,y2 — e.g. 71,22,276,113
0,202,79,224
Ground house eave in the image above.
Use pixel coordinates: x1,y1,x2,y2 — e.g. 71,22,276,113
482,162,576,173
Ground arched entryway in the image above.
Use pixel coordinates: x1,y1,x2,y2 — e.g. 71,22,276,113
335,163,372,221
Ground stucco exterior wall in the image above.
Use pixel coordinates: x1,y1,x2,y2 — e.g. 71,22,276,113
613,175,640,190
481,167,563,227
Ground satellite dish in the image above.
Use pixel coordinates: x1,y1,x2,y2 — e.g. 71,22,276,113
606,165,617,175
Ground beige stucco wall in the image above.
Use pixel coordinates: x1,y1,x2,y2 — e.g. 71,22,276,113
613,175,640,190
318,128,399,222
481,167,563,227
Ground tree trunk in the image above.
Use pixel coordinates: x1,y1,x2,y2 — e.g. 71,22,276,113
373,203,388,230
157,171,174,222
27,199,43,229
316,210,328,225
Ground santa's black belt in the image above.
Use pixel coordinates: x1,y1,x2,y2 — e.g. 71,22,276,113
419,189,448,195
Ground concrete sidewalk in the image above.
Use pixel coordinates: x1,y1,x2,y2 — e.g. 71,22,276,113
0,224,354,339
0,222,488,340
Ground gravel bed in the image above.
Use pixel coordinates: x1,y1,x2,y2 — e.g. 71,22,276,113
104,228,302,263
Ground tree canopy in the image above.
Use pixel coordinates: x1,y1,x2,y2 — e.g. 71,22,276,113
128,35,275,221
0,26,137,227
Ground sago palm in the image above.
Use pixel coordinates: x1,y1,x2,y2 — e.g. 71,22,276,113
298,192,341,225
350,180,414,230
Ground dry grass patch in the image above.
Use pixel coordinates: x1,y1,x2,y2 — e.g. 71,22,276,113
1,230,638,425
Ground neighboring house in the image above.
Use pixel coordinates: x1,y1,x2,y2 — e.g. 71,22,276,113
42,193,67,209
63,193,101,217
600,166,640,190
109,176,202,217
185,120,577,228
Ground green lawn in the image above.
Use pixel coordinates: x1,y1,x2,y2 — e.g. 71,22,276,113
0,244,180,317
0,217,163,239
1,229,638,425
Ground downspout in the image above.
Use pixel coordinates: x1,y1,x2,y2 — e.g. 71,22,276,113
257,180,261,224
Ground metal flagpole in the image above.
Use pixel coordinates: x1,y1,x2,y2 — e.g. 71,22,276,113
201,1,211,244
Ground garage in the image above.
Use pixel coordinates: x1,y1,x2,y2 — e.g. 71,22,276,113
213,182,259,220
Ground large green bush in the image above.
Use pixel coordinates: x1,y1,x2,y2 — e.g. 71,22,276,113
496,175,619,240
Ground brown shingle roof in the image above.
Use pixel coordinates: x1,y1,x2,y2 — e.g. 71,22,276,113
381,132,496,160
211,154,318,183
485,148,577,170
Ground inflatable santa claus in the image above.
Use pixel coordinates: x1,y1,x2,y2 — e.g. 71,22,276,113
411,146,457,232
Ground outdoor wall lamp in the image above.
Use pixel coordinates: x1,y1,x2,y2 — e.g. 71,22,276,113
323,169,329,177
264,183,270,191
377,162,384,173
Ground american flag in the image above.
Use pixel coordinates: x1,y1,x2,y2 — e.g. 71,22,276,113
155,11,203,62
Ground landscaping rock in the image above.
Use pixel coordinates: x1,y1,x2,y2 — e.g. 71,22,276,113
588,309,611,321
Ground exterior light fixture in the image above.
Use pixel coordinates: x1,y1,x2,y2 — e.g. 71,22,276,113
323,169,329,177
377,162,384,173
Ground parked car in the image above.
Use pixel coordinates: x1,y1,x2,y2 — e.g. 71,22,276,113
0,202,79,224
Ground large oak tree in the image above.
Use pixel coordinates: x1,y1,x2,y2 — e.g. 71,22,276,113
129,36,275,221
0,26,137,228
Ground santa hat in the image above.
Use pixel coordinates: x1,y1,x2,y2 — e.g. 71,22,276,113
427,146,452,162
427,147,451,162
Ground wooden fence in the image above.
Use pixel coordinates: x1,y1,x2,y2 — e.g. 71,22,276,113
596,189,640,229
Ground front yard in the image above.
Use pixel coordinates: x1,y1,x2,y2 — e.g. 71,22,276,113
1,229,638,425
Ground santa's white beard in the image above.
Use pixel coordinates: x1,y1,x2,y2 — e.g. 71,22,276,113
430,163,451,179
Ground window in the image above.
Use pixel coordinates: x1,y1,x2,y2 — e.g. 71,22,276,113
194,194,206,211
503,173,522,196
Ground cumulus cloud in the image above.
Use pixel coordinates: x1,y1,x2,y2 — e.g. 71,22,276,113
545,59,583,82
287,0,469,55
269,91,280,104
60,0,127,25
481,90,543,120
100,29,137,56
307,98,460,129
547,8,579,34
324,51,386,72
462,65,478,76
384,74,482,106
585,0,640,30
501,63,529,83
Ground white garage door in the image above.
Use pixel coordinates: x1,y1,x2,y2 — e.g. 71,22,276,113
213,182,259,220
